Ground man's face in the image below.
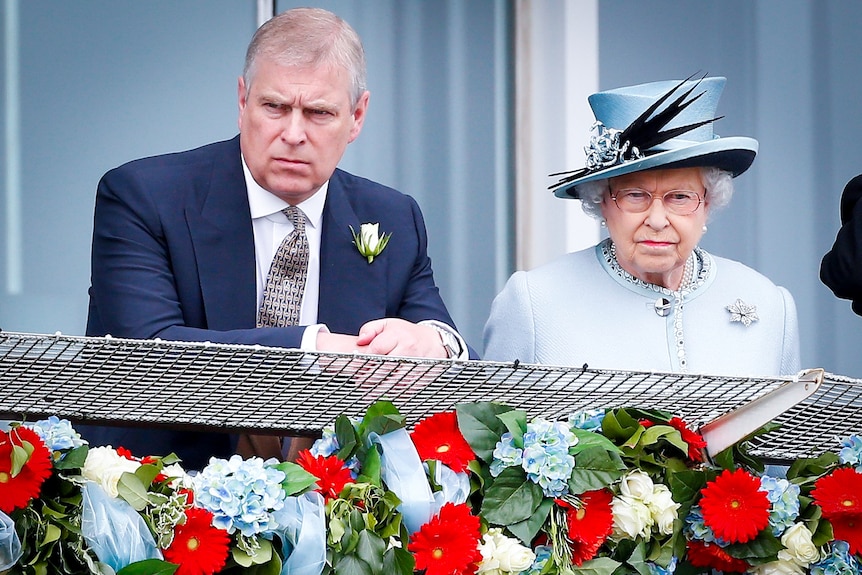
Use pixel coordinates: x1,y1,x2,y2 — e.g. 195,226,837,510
238,57,369,205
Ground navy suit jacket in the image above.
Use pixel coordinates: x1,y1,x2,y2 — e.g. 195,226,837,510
84,136,465,468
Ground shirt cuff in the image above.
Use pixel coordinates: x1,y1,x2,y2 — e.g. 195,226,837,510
419,319,469,360
301,324,329,352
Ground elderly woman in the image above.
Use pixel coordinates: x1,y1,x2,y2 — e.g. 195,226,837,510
483,76,800,376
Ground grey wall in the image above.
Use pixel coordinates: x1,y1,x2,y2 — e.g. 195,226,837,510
598,1,862,377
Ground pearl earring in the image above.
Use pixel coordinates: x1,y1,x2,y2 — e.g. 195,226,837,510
702,225,708,233
600,219,607,227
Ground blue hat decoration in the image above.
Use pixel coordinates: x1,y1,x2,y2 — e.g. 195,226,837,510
550,74,758,199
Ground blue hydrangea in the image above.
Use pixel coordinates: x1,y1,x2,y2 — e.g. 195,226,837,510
648,556,678,575
568,408,606,432
193,455,287,538
810,541,862,575
491,432,523,477
839,435,862,472
521,418,577,497
759,475,800,536
683,505,727,546
28,416,86,452
520,545,552,575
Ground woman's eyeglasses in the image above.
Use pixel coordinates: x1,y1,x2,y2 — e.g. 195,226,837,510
611,189,704,215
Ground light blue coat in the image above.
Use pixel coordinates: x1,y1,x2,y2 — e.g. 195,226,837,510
483,242,801,377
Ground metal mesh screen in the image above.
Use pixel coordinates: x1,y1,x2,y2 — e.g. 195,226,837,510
1,331,859,461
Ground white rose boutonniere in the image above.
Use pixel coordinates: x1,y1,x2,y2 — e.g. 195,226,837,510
350,222,392,263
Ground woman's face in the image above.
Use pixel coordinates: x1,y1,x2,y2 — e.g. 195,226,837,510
601,167,709,289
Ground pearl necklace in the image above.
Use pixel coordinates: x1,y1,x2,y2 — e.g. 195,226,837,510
603,239,709,372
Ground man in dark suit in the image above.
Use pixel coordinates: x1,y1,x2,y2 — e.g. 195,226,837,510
84,7,470,469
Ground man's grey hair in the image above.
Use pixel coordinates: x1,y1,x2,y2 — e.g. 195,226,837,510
243,7,367,109
575,166,735,220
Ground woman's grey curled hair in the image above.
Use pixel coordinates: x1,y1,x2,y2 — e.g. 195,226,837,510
575,167,735,220
243,7,367,109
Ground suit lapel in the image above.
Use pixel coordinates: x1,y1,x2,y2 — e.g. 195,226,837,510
318,173,387,334
185,138,258,330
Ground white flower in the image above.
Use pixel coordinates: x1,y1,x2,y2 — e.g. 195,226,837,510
82,446,141,498
777,523,820,567
350,222,392,263
647,484,680,535
162,462,192,490
619,469,655,500
477,528,536,575
612,495,652,539
749,559,806,575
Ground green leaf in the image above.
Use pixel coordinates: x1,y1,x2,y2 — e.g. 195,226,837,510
233,538,274,567
382,546,416,575
333,554,373,575
506,497,553,545
724,530,782,564
358,445,382,485
118,559,179,575
54,444,89,469
134,462,163,487
456,402,512,462
570,429,622,456
10,443,29,476
572,556,621,575
275,461,319,495
481,466,543,525
568,447,625,494
355,530,386,573
41,524,62,545
497,409,527,447
117,471,152,511
335,415,359,460
361,401,405,436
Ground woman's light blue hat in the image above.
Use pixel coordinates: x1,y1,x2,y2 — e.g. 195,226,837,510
550,75,758,199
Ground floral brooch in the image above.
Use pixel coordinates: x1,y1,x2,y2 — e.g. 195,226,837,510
726,299,759,327
350,223,392,263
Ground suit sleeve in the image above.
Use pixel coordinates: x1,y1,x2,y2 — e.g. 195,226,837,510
87,167,305,348
820,174,862,315
482,271,537,363
777,286,801,375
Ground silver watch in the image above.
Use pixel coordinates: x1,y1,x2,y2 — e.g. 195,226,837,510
430,325,462,358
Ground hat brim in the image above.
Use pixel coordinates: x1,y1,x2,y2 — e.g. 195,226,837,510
554,136,758,199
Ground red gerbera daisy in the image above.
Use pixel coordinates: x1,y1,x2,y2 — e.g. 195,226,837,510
828,513,862,555
410,411,476,472
408,502,481,575
812,467,862,517
559,489,614,565
0,426,53,513
164,507,230,575
686,540,749,573
699,468,770,543
640,417,707,462
296,450,353,501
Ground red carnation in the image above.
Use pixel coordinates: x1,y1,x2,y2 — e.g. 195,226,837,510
686,540,749,573
296,450,353,501
410,411,476,472
558,489,614,565
0,426,53,513
164,507,230,575
699,468,770,543
409,503,481,575
812,467,862,518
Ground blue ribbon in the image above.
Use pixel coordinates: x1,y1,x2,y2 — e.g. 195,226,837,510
368,429,435,533
275,492,326,575
432,463,470,513
0,510,22,571
80,481,162,571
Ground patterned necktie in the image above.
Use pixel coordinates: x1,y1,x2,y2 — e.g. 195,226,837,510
257,206,309,327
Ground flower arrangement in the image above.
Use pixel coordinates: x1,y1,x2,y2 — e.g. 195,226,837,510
1,403,860,575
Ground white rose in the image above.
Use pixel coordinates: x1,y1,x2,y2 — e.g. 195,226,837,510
612,495,652,539
647,484,680,535
749,559,805,575
82,446,141,498
478,528,535,574
163,463,192,490
778,523,820,566
619,470,655,501
361,223,381,251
